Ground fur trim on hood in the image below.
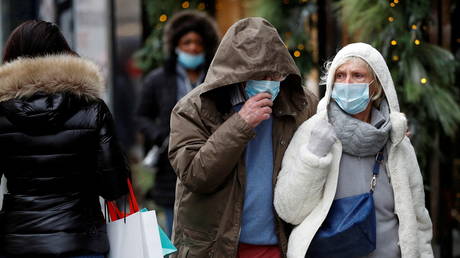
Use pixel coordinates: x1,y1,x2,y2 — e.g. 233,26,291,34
0,55,104,102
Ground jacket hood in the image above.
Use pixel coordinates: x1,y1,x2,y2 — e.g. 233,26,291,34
0,54,104,102
318,42,406,145
200,17,301,94
318,42,399,113
0,92,80,133
0,55,104,133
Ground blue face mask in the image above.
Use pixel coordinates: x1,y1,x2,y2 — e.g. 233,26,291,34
176,49,205,70
245,80,281,101
331,82,371,115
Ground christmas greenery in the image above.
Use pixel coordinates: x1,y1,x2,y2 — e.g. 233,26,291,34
337,0,460,171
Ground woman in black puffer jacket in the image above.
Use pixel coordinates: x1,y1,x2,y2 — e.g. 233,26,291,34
0,21,130,257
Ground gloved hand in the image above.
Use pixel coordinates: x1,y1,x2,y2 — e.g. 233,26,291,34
307,119,337,157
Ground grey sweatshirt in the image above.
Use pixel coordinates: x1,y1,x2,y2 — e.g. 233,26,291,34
335,107,401,258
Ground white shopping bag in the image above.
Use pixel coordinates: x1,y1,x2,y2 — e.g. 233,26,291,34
106,179,163,258
140,210,163,257
107,210,162,258
107,211,143,258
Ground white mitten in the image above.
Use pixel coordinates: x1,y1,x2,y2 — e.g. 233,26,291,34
307,119,337,157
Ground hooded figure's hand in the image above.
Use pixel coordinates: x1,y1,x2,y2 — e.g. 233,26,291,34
238,92,273,128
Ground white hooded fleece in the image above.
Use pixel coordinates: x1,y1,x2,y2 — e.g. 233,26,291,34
274,43,433,258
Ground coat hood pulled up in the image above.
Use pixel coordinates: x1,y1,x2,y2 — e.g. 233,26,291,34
200,17,302,94
318,42,407,145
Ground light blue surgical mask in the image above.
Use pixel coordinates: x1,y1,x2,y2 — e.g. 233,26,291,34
245,80,281,101
176,49,205,70
331,82,372,115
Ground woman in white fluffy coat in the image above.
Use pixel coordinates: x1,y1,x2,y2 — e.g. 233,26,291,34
274,43,433,258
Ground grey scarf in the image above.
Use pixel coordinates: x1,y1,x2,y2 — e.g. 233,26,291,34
328,100,392,157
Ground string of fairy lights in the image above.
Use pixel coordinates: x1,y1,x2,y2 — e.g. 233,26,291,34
387,0,428,85
149,0,452,89
157,1,207,24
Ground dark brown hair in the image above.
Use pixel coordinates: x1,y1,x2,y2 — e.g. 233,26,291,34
163,10,220,73
3,20,77,63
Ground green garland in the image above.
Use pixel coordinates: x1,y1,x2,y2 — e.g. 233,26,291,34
134,0,206,72
337,0,460,171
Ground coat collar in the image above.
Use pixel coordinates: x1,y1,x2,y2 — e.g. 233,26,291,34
0,54,104,102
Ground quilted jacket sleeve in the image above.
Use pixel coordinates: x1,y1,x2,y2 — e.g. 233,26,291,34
274,116,334,225
404,137,434,257
96,100,130,200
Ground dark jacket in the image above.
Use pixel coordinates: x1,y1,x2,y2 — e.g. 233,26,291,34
137,10,220,208
168,18,318,258
137,67,179,207
0,55,130,256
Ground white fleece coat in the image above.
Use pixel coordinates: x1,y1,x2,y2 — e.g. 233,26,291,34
274,43,433,258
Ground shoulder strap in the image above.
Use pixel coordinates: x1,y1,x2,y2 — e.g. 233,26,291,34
370,148,384,193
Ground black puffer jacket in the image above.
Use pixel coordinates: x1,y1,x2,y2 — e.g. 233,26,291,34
0,55,130,256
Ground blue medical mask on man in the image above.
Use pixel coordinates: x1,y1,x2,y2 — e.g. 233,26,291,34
245,80,281,101
176,48,205,70
331,81,373,115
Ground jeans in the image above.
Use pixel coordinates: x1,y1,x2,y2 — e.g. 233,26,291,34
163,206,174,238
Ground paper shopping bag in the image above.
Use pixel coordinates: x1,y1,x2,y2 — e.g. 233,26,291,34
139,210,163,257
106,179,163,258
158,226,177,256
107,211,144,258
107,210,163,258
140,208,177,256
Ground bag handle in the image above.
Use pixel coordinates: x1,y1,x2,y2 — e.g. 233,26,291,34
106,178,139,221
370,149,384,193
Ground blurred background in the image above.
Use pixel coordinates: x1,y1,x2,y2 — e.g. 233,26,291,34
0,0,459,257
